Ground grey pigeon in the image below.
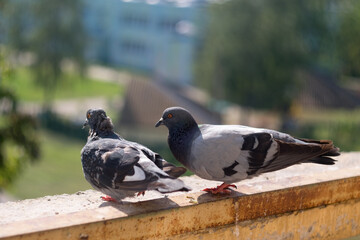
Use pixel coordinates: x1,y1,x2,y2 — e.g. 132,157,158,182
155,107,340,194
81,109,190,202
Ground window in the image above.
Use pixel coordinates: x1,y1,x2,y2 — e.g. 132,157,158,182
158,18,179,32
121,40,148,56
121,13,149,28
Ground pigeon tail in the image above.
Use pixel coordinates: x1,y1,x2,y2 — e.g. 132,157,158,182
161,162,187,178
307,156,336,165
300,139,340,165
154,178,191,193
257,138,339,174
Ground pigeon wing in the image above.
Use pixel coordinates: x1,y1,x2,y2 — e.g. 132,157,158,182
105,146,164,191
127,140,187,178
188,126,273,180
189,126,282,182
240,132,279,175
98,144,189,193
230,132,338,176
82,142,158,192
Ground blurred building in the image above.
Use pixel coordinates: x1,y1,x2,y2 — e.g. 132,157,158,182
296,70,360,110
119,77,221,127
0,0,209,84
82,0,208,85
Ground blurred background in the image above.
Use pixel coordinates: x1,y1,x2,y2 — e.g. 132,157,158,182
1,0,360,201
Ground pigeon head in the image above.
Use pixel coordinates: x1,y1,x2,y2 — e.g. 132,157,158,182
84,109,114,134
156,107,200,166
155,107,197,131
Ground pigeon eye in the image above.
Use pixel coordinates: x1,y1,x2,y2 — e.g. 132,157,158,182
87,113,91,119
167,113,173,119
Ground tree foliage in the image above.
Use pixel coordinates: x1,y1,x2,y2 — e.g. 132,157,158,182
338,1,360,77
0,49,40,188
3,0,87,108
195,0,337,111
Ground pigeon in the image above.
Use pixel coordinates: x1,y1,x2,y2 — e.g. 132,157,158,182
81,109,190,202
155,107,340,194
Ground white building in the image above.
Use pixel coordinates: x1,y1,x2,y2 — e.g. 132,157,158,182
83,0,208,84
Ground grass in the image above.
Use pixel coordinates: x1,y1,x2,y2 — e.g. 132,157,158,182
289,109,360,152
3,67,124,102
7,131,90,199
296,109,360,124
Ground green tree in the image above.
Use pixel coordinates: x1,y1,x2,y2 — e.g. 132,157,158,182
3,0,87,109
195,0,334,111
1,0,33,53
0,48,40,188
338,0,360,77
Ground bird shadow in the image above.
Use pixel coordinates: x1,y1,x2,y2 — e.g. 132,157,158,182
196,189,247,204
98,195,180,216
97,188,248,216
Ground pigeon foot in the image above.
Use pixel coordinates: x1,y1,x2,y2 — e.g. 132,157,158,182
203,183,237,194
101,195,117,202
137,191,146,196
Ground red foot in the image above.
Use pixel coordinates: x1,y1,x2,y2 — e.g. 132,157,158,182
101,195,117,202
137,191,146,197
203,183,237,194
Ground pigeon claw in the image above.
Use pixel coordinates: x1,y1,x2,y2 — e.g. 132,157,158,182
202,183,237,194
137,191,146,197
101,195,117,202
226,184,237,189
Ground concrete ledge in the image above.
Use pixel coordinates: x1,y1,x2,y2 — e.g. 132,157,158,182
0,152,359,239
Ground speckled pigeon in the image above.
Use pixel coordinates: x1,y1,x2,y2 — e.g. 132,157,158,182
155,107,340,194
81,109,190,202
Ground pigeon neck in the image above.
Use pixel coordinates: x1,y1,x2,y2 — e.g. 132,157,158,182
90,118,121,140
168,121,199,166
94,130,119,138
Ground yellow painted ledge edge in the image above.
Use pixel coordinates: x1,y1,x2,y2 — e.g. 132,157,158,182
174,198,360,240
1,176,360,240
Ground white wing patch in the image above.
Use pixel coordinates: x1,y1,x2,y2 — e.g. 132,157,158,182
123,166,146,182
263,140,278,164
253,137,259,149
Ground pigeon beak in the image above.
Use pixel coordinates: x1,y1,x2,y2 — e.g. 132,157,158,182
155,118,164,127
83,120,89,129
